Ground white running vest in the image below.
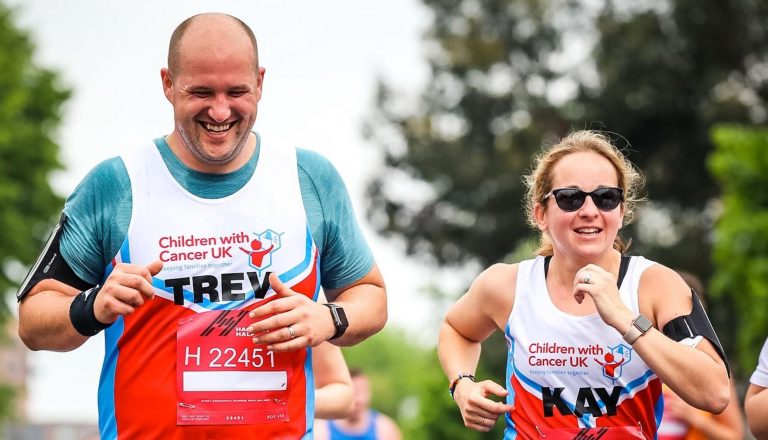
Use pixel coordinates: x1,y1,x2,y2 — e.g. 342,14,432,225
96,142,320,440
504,256,662,439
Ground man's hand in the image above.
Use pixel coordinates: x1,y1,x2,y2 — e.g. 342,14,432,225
94,260,163,324
247,273,335,351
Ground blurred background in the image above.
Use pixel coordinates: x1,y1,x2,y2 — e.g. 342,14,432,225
0,0,766,438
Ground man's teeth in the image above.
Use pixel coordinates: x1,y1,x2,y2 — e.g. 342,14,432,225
204,122,231,132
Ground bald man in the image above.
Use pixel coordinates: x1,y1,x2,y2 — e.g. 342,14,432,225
18,13,386,439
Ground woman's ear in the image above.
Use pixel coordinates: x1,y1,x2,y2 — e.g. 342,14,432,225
533,202,547,232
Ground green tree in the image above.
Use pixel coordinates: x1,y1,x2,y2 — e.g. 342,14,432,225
365,0,569,269
0,0,70,422
708,125,768,377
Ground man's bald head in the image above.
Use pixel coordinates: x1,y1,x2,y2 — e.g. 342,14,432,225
167,13,259,75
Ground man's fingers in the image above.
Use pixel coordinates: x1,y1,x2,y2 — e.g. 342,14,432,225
269,273,296,297
247,275,296,321
146,260,164,277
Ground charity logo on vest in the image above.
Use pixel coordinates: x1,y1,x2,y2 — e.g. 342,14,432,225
523,341,636,418
526,342,633,378
156,229,285,305
239,230,282,276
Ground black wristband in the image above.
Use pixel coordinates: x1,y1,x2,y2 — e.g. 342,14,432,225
69,285,111,336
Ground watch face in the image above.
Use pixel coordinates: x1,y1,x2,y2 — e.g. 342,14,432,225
635,315,653,332
326,303,349,340
333,305,349,327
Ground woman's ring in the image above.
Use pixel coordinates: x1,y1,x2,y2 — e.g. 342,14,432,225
583,274,591,284
287,325,295,340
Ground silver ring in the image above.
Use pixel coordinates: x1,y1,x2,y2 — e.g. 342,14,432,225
287,325,295,340
583,274,591,284
481,417,487,424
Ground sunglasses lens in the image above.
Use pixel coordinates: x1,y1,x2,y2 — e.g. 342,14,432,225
553,189,586,212
593,188,623,211
550,187,623,212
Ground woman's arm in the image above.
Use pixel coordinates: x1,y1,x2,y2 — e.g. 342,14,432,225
637,265,730,412
437,263,516,432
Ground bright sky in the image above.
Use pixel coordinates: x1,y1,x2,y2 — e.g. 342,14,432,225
7,0,472,423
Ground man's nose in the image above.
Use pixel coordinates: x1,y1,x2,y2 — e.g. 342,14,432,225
208,94,232,122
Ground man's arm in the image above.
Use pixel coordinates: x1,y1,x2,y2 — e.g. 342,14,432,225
19,261,162,352
247,266,386,350
323,263,386,347
18,279,88,351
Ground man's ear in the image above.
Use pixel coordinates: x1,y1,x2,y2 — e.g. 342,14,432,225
160,68,173,103
255,66,266,101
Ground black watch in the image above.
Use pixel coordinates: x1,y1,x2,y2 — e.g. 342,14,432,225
324,303,349,340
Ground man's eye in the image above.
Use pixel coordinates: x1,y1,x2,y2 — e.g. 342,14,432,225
191,91,211,98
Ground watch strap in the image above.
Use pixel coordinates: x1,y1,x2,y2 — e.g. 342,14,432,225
623,314,651,345
324,303,348,340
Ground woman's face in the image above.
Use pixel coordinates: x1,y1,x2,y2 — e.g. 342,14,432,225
535,151,624,262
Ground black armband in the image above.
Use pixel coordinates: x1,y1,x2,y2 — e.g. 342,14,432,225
17,213,93,302
662,290,731,376
69,285,111,336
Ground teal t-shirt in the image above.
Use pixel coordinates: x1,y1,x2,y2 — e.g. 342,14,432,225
60,133,374,296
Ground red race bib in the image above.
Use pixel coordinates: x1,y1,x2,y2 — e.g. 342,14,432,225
176,309,295,425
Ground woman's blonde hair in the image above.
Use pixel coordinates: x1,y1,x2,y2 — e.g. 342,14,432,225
522,130,645,256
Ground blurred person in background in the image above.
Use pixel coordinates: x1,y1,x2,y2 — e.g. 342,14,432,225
315,368,402,440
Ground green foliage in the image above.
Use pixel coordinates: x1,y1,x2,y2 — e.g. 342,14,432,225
708,125,768,376
0,0,70,426
342,328,507,439
0,2,69,297
342,328,428,417
0,385,16,424
364,0,570,268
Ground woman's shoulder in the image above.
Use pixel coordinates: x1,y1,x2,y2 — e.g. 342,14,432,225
477,262,519,285
637,261,693,325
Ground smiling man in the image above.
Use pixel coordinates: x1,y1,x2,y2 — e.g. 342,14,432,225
17,13,387,439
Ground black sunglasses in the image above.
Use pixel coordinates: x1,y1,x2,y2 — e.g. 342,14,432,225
542,187,624,212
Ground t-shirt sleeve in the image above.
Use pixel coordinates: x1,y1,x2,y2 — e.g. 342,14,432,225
297,149,374,295
61,157,131,285
751,337,768,387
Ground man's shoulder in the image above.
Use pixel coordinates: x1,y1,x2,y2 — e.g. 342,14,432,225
65,156,130,214
73,157,130,195
296,148,340,177
79,156,129,186
296,148,350,202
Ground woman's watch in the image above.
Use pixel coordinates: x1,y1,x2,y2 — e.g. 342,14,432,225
623,314,653,344
324,303,349,340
